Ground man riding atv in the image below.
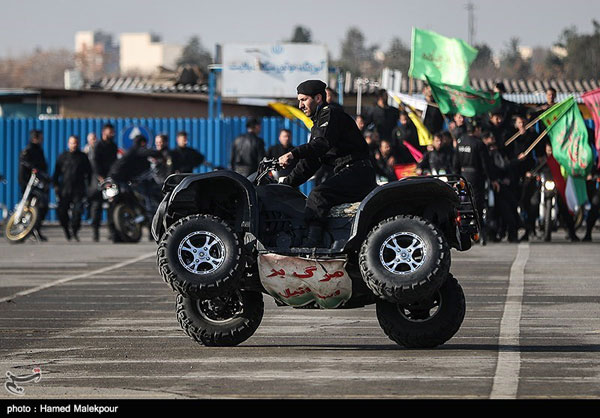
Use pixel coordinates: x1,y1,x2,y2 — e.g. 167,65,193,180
152,80,481,349
278,80,377,247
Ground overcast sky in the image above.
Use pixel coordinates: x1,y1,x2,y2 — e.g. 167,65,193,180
0,0,598,58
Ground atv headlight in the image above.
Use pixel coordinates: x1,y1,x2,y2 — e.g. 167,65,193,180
544,180,555,191
102,185,119,199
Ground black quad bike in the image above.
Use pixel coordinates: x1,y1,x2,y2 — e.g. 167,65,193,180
152,158,480,348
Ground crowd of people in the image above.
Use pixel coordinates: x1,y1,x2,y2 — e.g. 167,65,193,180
14,83,600,244
356,86,600,244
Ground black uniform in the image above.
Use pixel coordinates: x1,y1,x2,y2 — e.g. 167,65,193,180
90,139,118,235
230,132,265,177
418,149,454,175
53,149,92,237
18,142,49,228
155,147,174,184
171,146,205,173
364,104,399,141
453,135,493,221
283,104,376,224
423,105,444,137
266,143,296,177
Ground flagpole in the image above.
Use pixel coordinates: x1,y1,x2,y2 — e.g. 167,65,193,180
521,127,549,157
504,113,544,147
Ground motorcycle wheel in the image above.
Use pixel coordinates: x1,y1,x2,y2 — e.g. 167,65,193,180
376,274,465,348
176,290,263,347
359,215,450,305
5,206,37,243
112,203,142,243
543,201,552,241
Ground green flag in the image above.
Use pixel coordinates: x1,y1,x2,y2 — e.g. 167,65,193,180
539,97,593,177
426,77,500,117
409,27,478,86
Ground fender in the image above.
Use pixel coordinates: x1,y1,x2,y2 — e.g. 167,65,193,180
344,177,459,251
164,170,259,236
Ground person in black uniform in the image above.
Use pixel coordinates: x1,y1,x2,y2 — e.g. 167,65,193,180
19,129,49,241
230,119,266,176
363,89,399,141
423,85,445,136
90,123,118,241
53,135,92,241
417,132,454,175
278,80,377,247
266,129,296,178
454,120,497,243
171,131,205,173
154,134,174,184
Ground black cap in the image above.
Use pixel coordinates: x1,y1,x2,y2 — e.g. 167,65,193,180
297,80,327,97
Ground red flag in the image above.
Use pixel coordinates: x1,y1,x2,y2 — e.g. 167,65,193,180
546,153,567,209
582,88,600,167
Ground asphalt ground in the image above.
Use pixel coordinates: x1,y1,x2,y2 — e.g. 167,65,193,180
0,226,599,399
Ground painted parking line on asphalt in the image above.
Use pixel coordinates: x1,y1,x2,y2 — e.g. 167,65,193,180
0,252,155,303
490,242,529,399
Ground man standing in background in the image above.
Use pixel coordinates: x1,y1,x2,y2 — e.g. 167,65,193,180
230,118,265,176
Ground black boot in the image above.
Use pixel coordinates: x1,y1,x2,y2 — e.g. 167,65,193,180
93,227,99,242
63,227,72,241
302,223,323,248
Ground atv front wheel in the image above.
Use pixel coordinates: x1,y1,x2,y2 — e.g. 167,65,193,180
359,215,450,304
376,274,465,348
157,214,245,298
5,206,37,243
176,291,264,347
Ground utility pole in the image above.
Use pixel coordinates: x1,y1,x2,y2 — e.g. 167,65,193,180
465,2,475,45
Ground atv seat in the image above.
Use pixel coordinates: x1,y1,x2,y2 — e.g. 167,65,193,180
328,202,361,218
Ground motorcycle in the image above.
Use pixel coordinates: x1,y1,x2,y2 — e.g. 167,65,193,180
101,168,162,243
537,171,559,241
5,169,49,243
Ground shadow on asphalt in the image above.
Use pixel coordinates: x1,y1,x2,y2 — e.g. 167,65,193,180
239,344,600,352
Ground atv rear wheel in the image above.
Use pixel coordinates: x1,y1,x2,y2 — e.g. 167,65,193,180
376,274,465,348
157,214,245,298
359,215,450,304
176,290,264,347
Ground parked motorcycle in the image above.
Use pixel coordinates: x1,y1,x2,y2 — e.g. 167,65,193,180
5,169,49,243
101,168,162,243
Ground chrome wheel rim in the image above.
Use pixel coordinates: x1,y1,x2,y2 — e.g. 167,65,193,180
178,231,225,275
379,232,427,275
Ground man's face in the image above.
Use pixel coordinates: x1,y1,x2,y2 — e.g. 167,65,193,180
32,134,43,145
251,123,261,135
399,114,408,125
454,114,464,126
356,116,365,130
433,136,442,150
68,137,79,152
298,93,320,117
515,117,525,130
490,114,503,126
155,136,165,150
102,127,115,141
177,135,187,148
546,90,556,105
380,141,391,156
279,131,291,147
483,135,495,146
87,133,97,147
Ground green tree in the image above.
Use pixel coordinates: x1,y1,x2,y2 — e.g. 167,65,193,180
556,20,600,79
499,37,530,79
337,27,378,76
383,37,410,74
289,26,312,43
469,43,496,79
176,36,212,72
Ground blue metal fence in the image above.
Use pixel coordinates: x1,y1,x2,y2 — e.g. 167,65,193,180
0,117,311,221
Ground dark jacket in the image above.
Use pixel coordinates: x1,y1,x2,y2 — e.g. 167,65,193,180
19,142,48,191
285,104,371,187
108,145,161,183
453,135,493,188
171,146,205,173
266,143,296,176
53,150,92,198
93,139,118,179
418,149,454,175
230,132,265,176
364,104,399,141
423,105,444,136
